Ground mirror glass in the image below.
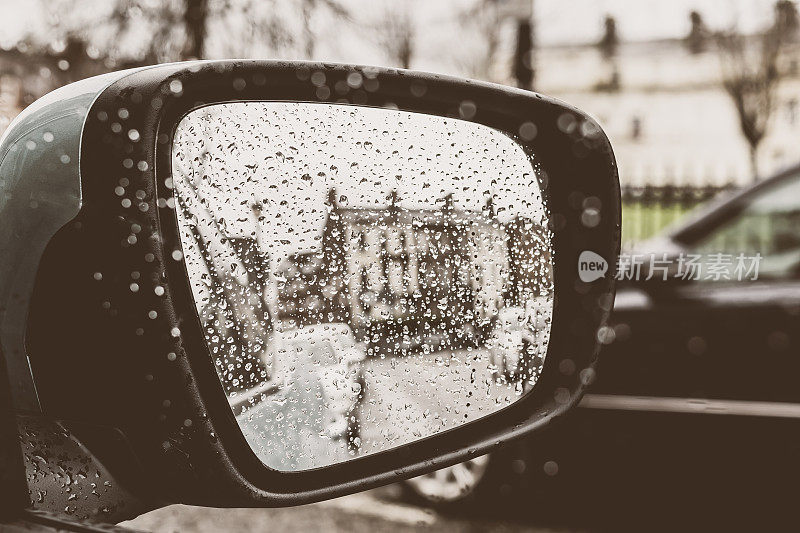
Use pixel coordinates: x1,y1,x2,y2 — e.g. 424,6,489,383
172,102,553,471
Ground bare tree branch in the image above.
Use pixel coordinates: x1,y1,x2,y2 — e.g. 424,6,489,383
300,0,352,59
715,1,797,181
375,3,415,69
452,0,504,82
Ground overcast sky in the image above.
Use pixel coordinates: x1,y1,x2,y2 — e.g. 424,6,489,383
173,101,546,263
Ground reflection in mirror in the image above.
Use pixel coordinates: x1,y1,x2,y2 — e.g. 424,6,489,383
172,102,553,471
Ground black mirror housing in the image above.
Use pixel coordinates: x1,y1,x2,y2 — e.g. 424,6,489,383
2,61,619,519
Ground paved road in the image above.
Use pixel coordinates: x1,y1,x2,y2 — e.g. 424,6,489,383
357,348,528,456
232,347,528,471
123,484,582,532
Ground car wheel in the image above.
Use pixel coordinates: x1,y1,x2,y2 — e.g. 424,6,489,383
401,441,535,515
402,454,491,508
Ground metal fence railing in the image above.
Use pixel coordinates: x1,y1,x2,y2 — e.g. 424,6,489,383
621,183,738,249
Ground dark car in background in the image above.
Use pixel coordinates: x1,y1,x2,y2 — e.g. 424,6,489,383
404,164,800,526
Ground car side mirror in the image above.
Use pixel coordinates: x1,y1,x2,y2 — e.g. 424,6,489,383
0,61,619,522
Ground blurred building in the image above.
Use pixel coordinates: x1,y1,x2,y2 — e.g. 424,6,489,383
533,37,800,186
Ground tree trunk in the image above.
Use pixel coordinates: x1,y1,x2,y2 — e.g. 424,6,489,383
513,18,534,90
181,0,209,60
749,144,760,183
399,32,413,70
302,0,315,59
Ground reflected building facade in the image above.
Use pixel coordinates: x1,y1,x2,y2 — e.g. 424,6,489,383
276,189,551,355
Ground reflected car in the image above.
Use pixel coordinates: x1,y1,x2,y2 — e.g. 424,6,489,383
487,297,551,382
264,323,367,440
231,322,368,471
403,164,800,512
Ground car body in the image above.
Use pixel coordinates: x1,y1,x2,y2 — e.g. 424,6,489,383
404,164,800,518
487,297,551,381
230,323,367,472
487,306,533,379
264,323,367,437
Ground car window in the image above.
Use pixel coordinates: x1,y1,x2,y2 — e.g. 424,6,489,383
292,339,338,366
690,173,800,281
334,335,356,351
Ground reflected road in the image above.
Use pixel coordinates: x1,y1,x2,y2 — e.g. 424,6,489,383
357,348,529,455
234,347,530,471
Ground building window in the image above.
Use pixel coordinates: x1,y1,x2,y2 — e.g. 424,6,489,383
631,115,643,141
786,98,797,126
